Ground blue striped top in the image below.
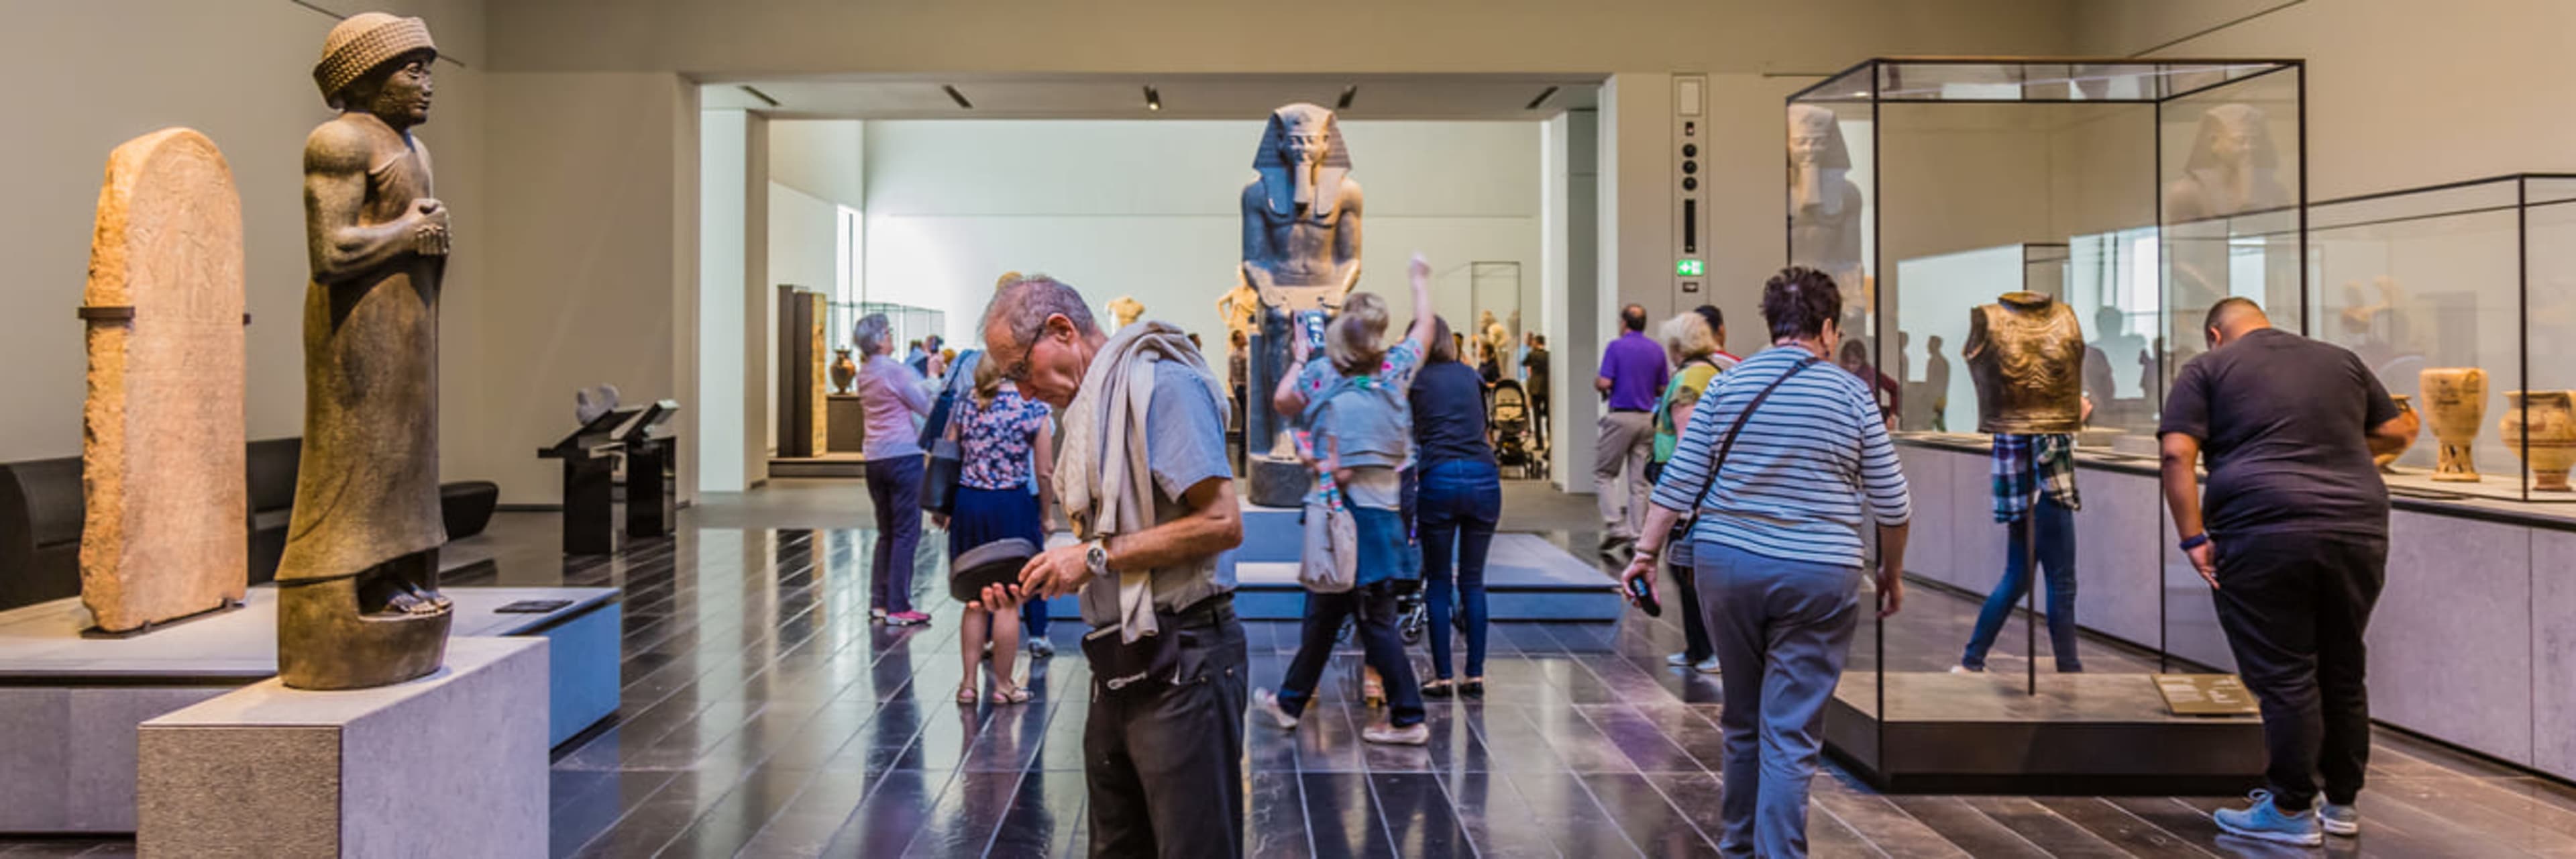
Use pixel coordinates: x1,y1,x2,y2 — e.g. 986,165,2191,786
1648,345,1911,568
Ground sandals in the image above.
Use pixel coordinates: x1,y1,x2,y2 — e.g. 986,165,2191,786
956,683,981,705
989,683,1031,705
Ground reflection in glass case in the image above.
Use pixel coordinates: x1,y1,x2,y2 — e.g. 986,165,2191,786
2302,174,2576,503
1788,58,2306,791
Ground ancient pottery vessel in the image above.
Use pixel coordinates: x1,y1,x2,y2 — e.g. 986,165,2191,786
2376,395,2416,472
830,348,858,394
2420,368,2488,483
2500,390,2576,492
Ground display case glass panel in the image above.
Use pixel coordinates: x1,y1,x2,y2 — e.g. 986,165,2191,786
1788,60,2305,780
2305,174,2576,503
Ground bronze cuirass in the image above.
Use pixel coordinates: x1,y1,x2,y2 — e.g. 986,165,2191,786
1964,292,2085,434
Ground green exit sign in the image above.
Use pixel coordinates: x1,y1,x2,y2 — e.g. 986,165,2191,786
1675,259,1705,276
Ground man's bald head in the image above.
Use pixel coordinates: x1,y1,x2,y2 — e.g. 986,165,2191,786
2204,297,2271,348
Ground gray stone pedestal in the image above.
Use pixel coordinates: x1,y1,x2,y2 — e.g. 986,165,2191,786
137,637,547,858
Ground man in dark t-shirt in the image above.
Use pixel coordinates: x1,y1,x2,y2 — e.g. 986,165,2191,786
2158,298,2418,846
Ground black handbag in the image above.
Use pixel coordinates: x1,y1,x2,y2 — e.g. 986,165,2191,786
1666,356,1819,568
921,399,966,515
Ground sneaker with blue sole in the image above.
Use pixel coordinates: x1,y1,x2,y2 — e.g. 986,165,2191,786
2213,790,2322,846
2320,802,2359,837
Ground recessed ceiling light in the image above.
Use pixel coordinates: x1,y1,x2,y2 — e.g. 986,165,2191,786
1144,85,1162,111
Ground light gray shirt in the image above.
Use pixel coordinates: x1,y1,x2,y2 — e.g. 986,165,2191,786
1077,360,1236,626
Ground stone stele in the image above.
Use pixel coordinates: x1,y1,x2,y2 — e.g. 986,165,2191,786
78,128,250,634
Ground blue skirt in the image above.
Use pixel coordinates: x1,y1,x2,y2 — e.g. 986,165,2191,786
949,483,1044,560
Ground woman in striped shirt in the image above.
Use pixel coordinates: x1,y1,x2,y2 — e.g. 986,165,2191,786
1618,266,1912,859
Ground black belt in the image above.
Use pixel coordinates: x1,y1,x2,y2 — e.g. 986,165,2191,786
1093,592,1236,633
1611,407,1650,413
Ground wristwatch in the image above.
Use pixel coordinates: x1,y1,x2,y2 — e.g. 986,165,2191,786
2178,532,2210,552
1085,540,1111,578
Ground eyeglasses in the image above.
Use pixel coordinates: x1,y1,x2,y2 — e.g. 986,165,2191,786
994,344,1034,383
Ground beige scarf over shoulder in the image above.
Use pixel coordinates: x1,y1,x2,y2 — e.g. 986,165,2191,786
1055,321,1228,642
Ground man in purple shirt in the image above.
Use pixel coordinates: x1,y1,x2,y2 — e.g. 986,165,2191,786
1595,303,1668,554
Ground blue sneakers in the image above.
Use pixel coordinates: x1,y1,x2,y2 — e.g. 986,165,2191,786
2320,802,2360,837
2214,790,2323,846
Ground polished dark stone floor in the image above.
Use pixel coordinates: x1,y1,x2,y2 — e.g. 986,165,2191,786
9,482,2576,858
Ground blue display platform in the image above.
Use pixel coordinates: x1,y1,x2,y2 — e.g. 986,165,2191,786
1229,503,1621,621
0,585,617,834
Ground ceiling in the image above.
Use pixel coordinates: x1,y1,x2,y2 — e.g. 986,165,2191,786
701,74,1600,121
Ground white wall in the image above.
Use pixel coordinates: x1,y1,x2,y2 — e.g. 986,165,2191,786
2078,0,2576,200
0,0,486,472
859,120,1544,346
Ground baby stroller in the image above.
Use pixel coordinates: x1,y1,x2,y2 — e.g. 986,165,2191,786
1489,380,1548,479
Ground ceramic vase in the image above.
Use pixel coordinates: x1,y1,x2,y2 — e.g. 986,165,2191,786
2420,368,2488,483
2375,394,2417,472
829,348,859,395
2500,390,2576,492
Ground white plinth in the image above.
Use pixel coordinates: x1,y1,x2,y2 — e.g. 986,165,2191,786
136,637,548,858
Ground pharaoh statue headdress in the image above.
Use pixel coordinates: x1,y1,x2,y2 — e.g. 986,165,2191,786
1253,103,1355,219
1787,103,1853,215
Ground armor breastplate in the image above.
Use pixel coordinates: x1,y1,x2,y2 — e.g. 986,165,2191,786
1964,292,2084,434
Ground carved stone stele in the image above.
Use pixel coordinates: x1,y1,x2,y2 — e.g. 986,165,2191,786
78,128,250,633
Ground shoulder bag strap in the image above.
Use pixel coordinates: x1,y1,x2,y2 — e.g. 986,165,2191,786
1685,356,1821,516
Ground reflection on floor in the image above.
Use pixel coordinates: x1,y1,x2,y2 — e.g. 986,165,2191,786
6,481,2574,858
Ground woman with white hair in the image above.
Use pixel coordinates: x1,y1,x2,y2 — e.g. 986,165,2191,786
1647,309,1733,674
1254,254,1438,746
852,312,935,626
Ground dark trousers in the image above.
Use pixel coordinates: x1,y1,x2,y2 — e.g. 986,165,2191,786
1276,583,1426,727
2211,531,2386,811
1085,601,1249,858
863,456,924,614
1961,496,2082,671
1530,388,1550,446
1670,560,1715,662
1417,459,1501,680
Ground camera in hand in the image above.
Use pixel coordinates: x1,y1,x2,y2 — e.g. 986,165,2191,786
1626,574,1662,617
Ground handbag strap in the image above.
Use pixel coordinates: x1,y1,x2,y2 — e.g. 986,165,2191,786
1684,355,1821,516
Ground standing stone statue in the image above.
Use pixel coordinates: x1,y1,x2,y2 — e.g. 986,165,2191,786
276,12,453,690
1239,103,1363,504
79,128,249,634
1788,104,1867,332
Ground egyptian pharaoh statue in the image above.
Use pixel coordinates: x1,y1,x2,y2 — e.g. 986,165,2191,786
1240,103,1363,472
276,11,454,690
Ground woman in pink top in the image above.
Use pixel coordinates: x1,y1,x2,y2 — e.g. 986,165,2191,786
853,313,935,626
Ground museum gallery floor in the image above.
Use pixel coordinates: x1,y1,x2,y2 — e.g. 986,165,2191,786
9,483,2576,858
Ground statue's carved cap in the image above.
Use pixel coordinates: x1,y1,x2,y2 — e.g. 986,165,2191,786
314,12,436,105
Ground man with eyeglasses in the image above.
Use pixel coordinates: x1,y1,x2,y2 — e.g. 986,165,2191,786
967,272,1246,857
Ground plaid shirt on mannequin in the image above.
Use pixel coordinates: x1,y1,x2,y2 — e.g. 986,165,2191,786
1991,433,2080,522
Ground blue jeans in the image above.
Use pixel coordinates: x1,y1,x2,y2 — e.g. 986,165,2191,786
863,455,924,614
1416,459,1500,680
1697,542,1860,859
1277,583,1426,727
1960,495,2082,672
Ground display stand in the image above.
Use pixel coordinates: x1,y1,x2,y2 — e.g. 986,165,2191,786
539,405,636,556
621,400,681,540
138,637,547,858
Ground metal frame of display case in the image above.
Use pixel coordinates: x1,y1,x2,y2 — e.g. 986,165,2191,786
1788,57,2304,793
2286,173,2576,504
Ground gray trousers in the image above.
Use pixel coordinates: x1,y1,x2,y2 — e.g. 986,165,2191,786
1594,411,1655,542
1695,542,1862,859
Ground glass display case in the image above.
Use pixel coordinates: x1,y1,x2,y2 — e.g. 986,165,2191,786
2302,174,2576,503
1790,58,2304,792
